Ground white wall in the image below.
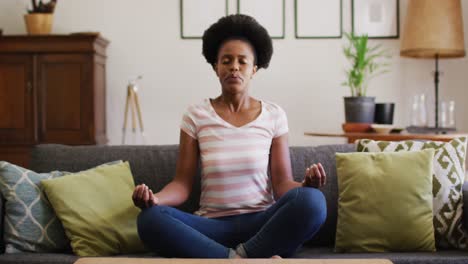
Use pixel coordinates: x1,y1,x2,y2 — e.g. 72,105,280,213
1,0,467,146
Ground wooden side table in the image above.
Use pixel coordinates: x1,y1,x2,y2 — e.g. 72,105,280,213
304,132,468,144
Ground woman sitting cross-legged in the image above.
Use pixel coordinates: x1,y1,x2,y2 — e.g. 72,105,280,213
132,14,327,259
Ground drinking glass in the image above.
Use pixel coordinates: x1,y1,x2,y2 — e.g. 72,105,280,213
448,101,456,128
411,94,428,127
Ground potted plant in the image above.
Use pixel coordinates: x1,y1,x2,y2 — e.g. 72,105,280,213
24,0,57,35
342,32,391,124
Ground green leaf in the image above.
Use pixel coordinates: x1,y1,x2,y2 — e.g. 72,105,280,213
341,32,391,96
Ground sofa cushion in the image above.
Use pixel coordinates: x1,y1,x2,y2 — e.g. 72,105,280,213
41,162,146,256
294,247,468,264
357,137,468,249
335,150,436,252
0,161,69,253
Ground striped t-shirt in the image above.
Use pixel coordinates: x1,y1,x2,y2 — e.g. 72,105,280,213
180,98,289,218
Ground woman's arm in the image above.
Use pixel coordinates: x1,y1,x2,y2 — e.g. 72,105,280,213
153,130,199,206
270,134,301,199
133,130,199,208
270,134,326,200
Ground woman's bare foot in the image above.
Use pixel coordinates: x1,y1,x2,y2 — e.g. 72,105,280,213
271,255,282,259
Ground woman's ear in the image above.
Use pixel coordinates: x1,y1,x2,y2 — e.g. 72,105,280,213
252,65,258,77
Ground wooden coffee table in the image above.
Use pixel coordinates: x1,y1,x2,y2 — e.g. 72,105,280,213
74,258,393,264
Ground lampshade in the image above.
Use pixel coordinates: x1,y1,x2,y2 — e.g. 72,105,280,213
400,0,465,58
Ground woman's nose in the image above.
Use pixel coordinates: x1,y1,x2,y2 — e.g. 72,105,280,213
230,61,240,71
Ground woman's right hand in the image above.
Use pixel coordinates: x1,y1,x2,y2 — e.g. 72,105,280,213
132,184,159,209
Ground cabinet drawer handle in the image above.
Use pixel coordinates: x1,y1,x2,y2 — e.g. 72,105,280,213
27,82,32,94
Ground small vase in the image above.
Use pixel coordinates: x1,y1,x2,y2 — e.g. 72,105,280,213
24,14,53,35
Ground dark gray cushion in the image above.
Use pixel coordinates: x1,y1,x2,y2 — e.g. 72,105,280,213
0,253,77,264
0,253,158,264
295,247,468,264
0,143,457,263
29,143,357,247
1,248,468,264
29,144,201,213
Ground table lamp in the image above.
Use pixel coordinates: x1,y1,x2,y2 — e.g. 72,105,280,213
400,0,465,133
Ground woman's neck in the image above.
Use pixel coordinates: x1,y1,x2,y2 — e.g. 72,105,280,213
216,94,252,112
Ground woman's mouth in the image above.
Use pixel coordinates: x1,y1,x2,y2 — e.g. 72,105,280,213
226,76,242,83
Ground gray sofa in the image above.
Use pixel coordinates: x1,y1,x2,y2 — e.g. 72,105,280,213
0,143,468,264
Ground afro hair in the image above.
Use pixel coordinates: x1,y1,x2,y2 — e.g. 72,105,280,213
202,14,273,69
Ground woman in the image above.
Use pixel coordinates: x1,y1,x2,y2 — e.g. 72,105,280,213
132,14,327,258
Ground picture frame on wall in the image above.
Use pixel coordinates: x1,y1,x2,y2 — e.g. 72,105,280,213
295,0,342,39
180,0,228,39
237,0,285,39
352,0,399,39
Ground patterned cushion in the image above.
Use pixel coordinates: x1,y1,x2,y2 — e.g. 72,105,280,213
0,161,69,253
356,137,468,249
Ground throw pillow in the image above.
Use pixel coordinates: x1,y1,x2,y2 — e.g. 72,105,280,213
335,150,436,252
41,161,146,256
357,137,468,249
0,161,69,253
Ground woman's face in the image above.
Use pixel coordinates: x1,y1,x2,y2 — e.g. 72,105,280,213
214,39,258,95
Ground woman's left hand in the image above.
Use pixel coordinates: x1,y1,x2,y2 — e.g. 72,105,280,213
302,163,326,188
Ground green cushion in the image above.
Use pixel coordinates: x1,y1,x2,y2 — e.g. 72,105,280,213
41,162,146,256
0,162,69,253
357,137,468,249
335,150,436,252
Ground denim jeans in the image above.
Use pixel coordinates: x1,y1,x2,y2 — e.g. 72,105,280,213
137,187,326,258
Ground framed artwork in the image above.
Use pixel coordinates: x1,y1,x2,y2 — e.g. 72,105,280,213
180,0,228,39
352,0,399,39
295,0,342,39
237,0,285,39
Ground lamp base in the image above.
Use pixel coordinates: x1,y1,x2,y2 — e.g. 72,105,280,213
406,126,456,134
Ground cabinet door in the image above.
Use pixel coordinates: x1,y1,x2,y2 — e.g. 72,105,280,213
37,54,95,144
0,55,35,144
0,146,31,168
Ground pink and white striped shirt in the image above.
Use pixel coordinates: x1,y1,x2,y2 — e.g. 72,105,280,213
180,98,289,218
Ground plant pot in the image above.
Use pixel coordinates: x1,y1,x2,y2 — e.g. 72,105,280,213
344,96,375,123
24,14,53,35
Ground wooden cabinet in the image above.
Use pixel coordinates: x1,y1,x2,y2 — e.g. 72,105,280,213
0,35,109,167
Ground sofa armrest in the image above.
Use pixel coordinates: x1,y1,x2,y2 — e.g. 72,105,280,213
463,181,468,230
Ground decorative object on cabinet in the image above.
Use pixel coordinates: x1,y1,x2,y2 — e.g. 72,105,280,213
400,0,465,133
370,124,394,134
342,123,372,133
352,0,399,39
0,34,109,167
342,32,391,124
122,76,146,145
374,102,395,124
24,0,58,35
295,0,342,39
180,0,228,39
238,0,285,39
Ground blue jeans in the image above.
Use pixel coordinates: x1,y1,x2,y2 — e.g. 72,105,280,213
137,187,326,258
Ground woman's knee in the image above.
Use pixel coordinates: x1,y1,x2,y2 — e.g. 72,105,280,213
137,206,168,239
296,187,327,225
